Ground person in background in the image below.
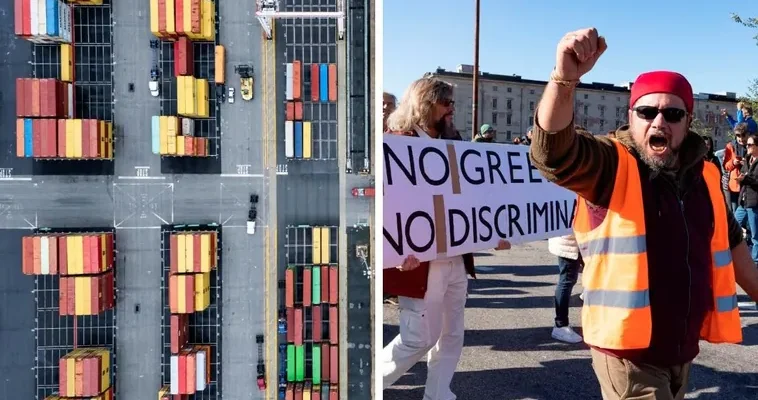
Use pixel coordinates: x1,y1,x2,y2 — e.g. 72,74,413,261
722,102,758,134
547,232,584,344
473,124,496,143
702,135,722,175
383,92,397,132
723,123,749,211
735,134,758,263
520,127,533,145
382,77,510,400
531,27,758,399
512,137,522,145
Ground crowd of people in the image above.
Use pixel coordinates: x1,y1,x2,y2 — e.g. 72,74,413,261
382,27,758,400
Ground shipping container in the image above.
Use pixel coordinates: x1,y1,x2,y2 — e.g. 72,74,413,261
169,274,196,313
294,121,303,158
294,101,303,121
15,78,25,117
320,265,328,305
200,0,214,41
329,386,338,400
72,118,83,158
196,78,209,118
22,119,32,157
32,119,41,157
59,269,115,316
286,307,295,343
312,227,322,265
321,229,330,264
185,0,202,39
159,116,169,154
330,345,338,384
312,305,322,342
319,64,328,102
286,62,294,101
57,118,66,157
61,43,74,81
285,266,295,308
174,36,194,76
313,386,321,400
313,345,321,385
171,314,189,354
286,383,294,400
294,306,303,345
15,119,24,158
303,266,312,307
287,344,295,381
328,64,337,103
31,78,40,116
286,101,294,121
166,0,177,36
66,81,74,118
14,0,23,36
322,384,330,400
150,0,163,37
58,347,111,397
46,386,113,400
293,60,302,100
312,266,321,304
285,120,294,158
170,232,217,271
329,305,338,345
321,343,329,382
151,116,161,154
295,383,304,400
295,345,305,382
175,0,185,34
182,118,195,136
194,271,211,311
310,63,320,102
193,344,211,390
304,382,312,399
23,233,113,275
82,118,91,158
16,0,72,43
215,45,225,84
329,265,338,304
302,121,312,159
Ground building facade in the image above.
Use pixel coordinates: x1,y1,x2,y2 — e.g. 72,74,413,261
425,65,738,148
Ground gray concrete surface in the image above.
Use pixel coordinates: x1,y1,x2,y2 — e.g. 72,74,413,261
383,242,758,400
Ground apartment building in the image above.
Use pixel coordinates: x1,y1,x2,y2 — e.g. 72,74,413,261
425,65,738,148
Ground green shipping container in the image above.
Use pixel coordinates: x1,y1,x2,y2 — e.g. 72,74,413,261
312,267,321,304
287,345,295,382
312,345,321,384
295,345,305,381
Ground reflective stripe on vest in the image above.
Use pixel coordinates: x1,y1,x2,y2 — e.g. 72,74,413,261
574,140,742,350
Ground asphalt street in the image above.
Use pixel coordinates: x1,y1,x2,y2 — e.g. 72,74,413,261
383,241,758,400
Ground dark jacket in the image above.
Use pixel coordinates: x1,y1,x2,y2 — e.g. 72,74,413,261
530,119,743,366
739,156,758,208
383,128,475,299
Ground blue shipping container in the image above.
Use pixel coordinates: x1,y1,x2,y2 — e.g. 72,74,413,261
151,116,160,154
46,0,59,36
294,122,303,158
24,119,33,158
319,64,328,102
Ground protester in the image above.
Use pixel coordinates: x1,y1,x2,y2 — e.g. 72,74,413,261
734,134,758,263
702,135,722,175
383,92,397,132
723,123,749,211
723,102,757,134
547,233,583,344
473,124,496,142
522,127,533,145
382,77,510,400
530,27,758,400
512,137,522,145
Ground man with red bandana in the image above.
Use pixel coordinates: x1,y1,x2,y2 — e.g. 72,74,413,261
530,27,758,399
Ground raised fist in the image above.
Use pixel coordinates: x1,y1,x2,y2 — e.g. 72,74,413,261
554,28,607,81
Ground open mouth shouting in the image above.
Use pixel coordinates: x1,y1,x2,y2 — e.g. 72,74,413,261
648,133,669,155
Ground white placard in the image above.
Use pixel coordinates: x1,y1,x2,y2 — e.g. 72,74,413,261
383,134,577,268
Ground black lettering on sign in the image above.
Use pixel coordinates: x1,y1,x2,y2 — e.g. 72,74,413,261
460,149,485,185
506,151,525,184
448,209,469,247
494,205,509,238
525,153,544,183
486,151,508,184
384,143,416,186
419,147,450,186
383,211,436,257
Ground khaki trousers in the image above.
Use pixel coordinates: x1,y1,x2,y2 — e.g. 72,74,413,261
590,349,692,400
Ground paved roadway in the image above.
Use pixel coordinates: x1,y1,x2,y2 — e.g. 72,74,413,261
383,242,758,400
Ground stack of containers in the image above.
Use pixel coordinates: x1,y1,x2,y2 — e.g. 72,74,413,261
66,0,106,4
153,115,209,157
21,233,116,316
57,348,113,398
149,0,215,42
13,0,73,44
14,78,114,159
284,226,339,400
177,76,210,119
167,231,217,395
284,60,315,159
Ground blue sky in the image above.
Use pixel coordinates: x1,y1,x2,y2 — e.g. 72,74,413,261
384,0,758,99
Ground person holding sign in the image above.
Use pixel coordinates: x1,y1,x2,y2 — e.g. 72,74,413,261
382,77,510,400
530,27,758,399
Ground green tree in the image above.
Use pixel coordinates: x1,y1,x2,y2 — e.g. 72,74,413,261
732,13,758,109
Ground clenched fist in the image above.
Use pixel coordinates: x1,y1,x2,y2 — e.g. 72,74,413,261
554,28,607,81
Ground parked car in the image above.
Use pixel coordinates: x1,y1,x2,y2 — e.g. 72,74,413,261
228,86,235,104
247,208,257,235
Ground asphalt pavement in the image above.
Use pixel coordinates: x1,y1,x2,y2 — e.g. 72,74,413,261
383,241,758,400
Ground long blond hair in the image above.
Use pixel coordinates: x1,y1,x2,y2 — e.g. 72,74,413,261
386,77,454,133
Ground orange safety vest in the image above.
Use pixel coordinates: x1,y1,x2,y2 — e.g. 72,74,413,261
574,140,742,350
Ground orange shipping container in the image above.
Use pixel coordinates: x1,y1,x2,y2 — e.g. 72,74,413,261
185,350,197,394
22,236,33,275
31,78,40,117
329,305,338,345
329,265,338,304
285,268,294,308
57,119,67,157
170,274,196,313
330,345,338,384
171,314,189,354
33,236,41,274
286,102,294,121
15,118,24,157
328,64,337,103
293,60,302,100
295,101,303,121
59,348,111,397
158,0,168,36
82,119,91,158
310,64,320,102
89,119,100,158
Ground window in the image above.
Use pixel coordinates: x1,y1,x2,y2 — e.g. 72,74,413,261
598,105,605,117
528,116,534,126
507,87,512,93
506,99,512,109
600,120,605,130
493,86,498,91
584,94,589,100
492,112,498,125
506,130,512,138
616,107,622,118
530,89,535,95
617,96,621,101
506,114,512,125
583,105,589,115
529,101,535,111
492,97,498,109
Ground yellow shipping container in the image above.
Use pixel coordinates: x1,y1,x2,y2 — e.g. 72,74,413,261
149,0,162,37
166,0,176,36
177,234,186,273
312,227,322,264
72,119,83,158
66,235,83,274
303,121,312,159
65,119,74,158
184,77,197,117
107,122,113,159
159,116,169,154
95,347,112,392
321,227,330,264
183,0,192,36
177,135,186,155
167,116,178,136
179,275,189,313
98,120,106,158
194,272,211,311
201,0,215,41
215,46,225,84
200,233,211,272
75,276,91,315
60,44,73,82
100,234,108,271
196,78,209,118
177,76,186,115
65,351,77,396
158,385,171,400
168,135,177,155
185,234,194,268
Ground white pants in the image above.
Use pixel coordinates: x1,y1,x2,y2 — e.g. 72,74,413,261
383,257,468,400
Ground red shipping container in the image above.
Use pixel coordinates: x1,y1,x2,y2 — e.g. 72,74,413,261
32,236,40,275
31,79,40,117
179,351,187,394
21,0,31,36
330,387,338,400
185,136,195,156
59,356,68,395
58,236,68,275
303,267,312,307
46,119,57,158
286,307,294,343
176,0,185,35
16,78,25,117
320,265,328,303
56,80,65,118
296,384,303,400
186,351,197,394
310,64,319,102
90,119,99,158
171,314,189,354
329,266,338,305
294,307,303,345
285,102,294,121
295,101,303,121
22,236,33,275
41,120,51,158
293,60,302,100
312,305,322,341
92,233,102,272
57,119,66,157
196,137,206,156
285,268,294,308
193,234,202,272
330,345,338,384
81,235,91,273
25,79,34,118
329,306,338,345
170,234,179,274
321,343,329,381
14,0,22,35
313,389,320,400
158,0,168,36
49,235,58,274
286,383,294,400
41,79,56,117
190,0,201,34
328,64,338,103
174,37,194,76
59,276,68,315
67,277,76,315
81,120,90,158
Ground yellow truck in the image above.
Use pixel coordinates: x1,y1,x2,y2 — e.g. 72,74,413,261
234,64,255,101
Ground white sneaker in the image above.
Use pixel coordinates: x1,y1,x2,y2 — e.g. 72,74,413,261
552,326,583,344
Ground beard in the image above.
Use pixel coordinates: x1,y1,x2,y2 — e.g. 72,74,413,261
434,114,455,138
631,131,679,173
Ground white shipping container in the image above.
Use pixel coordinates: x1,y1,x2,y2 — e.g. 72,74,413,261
285,121,294,158
182,118,195,136
31,0,39,36
67,83,74,118
41,236,50,275
170,355,179,394
285,63,293,100
196,350,206,391
38,0,47,38
63,2,72,43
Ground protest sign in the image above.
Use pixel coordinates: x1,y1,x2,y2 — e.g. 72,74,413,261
383,134,577,268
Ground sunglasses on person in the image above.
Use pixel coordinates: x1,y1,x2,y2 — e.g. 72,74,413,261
748,143,756,147
437,99,455,107
633,106,687,123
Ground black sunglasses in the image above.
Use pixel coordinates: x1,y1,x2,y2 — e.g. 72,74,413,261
633,106,687,123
